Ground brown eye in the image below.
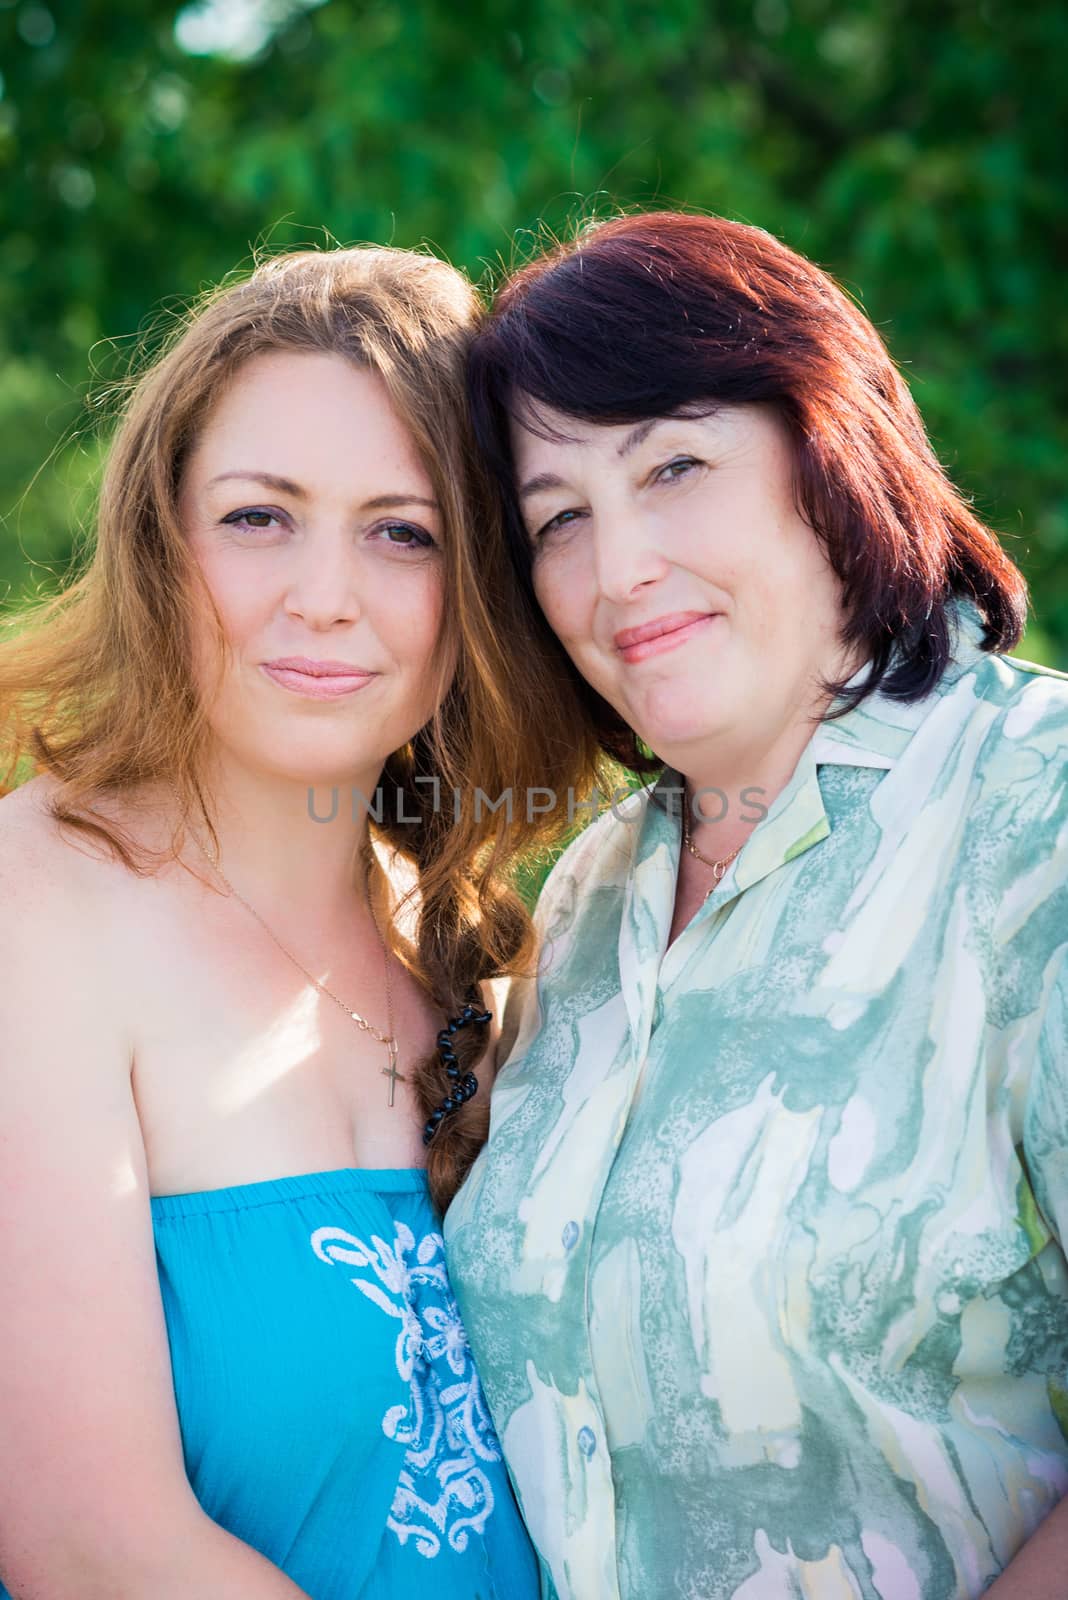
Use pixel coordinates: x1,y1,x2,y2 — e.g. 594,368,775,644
221,507,283,532
377,522,434,550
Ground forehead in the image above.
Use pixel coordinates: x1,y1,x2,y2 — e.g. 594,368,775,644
510,399,768,478
187,350,431,488
509,399,631,465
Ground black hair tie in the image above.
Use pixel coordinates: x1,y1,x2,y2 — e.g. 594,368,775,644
422,992,492,1146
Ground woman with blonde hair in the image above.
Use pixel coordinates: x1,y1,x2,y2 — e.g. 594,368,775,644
0,247,561,1597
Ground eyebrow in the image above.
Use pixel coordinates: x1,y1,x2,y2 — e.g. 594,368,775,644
518,471,567,502
208,470,306,497
518,417,687,500
617,418,661,457
363,493,439,512
206,471,438,512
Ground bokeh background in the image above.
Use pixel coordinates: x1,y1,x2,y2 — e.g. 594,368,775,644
2,0,1066,665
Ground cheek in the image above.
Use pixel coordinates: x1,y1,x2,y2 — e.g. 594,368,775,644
396,572,456,716
532,553,589,646
743,532,845,663
382,565,447,666
420,570,447,653
189,540,259,632
185,554,247,696
773,528,844,625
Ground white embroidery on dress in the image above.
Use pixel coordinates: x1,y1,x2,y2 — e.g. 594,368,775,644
311,1220,501,1559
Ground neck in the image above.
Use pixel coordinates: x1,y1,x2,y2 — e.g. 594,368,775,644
670,642,866,856
175,753,382,930
672,706,825,861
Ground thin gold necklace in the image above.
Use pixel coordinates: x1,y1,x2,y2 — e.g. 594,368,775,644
681,803,743,900
173,790,404,1106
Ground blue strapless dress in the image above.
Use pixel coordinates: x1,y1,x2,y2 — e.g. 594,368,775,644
0,1168,538,1600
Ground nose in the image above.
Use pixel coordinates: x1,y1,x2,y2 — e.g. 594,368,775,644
593,504,668,604
283,530,362,630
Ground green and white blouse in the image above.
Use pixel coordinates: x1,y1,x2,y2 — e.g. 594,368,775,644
446,602,1068,1600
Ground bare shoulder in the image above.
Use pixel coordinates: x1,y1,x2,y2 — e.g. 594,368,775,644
0,775,85,918
0,771,96,870
0,775,143,1063
0,772,167,899
0,770,62,837
0,777,202,1585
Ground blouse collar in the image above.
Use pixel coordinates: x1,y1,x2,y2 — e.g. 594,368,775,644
637,596,992,907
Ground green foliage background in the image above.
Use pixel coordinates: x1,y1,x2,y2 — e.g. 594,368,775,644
2,0,1066,664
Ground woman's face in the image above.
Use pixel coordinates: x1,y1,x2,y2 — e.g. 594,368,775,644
513,402,854,770
179,350,448,790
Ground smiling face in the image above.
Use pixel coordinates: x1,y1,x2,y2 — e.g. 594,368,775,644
179,349,449,791
514,401,856,776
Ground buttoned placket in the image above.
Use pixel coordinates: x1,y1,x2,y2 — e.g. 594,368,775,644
559,760,837,1596
655,746,831,997
547,657,951,1599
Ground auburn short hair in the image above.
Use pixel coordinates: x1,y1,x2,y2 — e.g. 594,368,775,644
468,210,1028,768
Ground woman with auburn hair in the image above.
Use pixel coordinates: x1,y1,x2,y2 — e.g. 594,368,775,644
0,246,556,1597
447,211,1068,1600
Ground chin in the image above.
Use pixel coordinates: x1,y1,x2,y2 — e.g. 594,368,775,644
640,725,723,765
629,688,731,757
225,732,389,791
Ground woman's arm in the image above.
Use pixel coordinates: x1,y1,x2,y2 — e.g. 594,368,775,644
8,1521,318,1600
983,1497,1068,1598
0,835,311,1600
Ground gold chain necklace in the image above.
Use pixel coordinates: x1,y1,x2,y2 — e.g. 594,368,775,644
681,803,743,900
172,789,405,1106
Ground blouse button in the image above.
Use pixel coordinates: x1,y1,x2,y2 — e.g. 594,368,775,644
577,1426,597,1458
561,1220,580,1251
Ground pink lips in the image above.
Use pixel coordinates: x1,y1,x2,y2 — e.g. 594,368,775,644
261,656,376,700
614,611,719,664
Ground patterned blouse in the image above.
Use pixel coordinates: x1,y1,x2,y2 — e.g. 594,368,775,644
445,601,1068,1600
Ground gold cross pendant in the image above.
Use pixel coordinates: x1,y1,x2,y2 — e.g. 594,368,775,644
381,1039,407,1107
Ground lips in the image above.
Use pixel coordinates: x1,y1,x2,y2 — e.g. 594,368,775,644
263,656,372,677
260,658,377,700
613,611,720,664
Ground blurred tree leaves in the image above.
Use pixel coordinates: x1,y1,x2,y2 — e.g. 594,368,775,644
1,0,1065,661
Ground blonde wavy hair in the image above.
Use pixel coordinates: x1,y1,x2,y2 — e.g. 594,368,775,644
0,246,597,1209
